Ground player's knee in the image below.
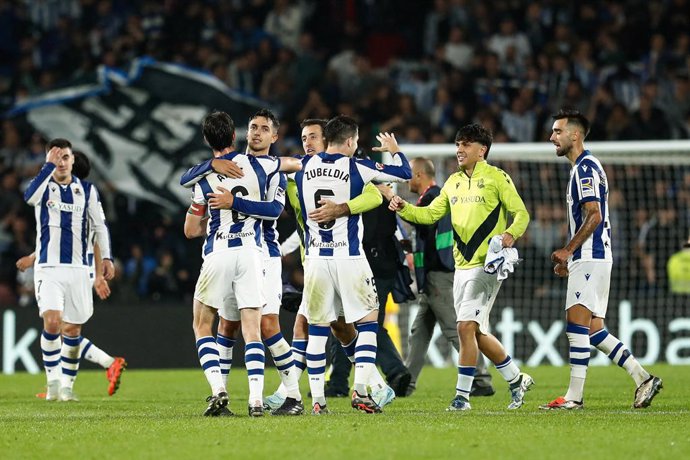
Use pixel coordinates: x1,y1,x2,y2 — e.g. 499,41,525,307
61,323,81,337
43,319,61,334
458,321,477,338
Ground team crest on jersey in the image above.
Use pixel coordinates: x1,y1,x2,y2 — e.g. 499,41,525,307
450,196,458,205
477,178,485,188
375,162,385,170
74,187,82,196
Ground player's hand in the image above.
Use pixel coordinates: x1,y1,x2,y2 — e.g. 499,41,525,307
388,195,406,211
371,132,401,153
211,159,243,178
208,186,234,209
102,259,115,280
501,232,515,248
554,263,569,278
46,146,61,165
16,255,35,272
376,183,395,201
309,199,349,222
94,276,111,300
551,247,572,265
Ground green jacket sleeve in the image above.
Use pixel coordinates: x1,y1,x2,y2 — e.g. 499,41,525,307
286,179,303,229
347,183,382,215
497,171,530,239
398,188,450,225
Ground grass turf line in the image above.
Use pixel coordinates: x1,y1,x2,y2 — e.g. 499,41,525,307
0,365,688,459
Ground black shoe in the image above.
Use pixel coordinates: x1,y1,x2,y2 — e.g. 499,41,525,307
203,392,229,416
248,405,264,417
470,384,496,397
271,397,305,416
351,390,382,414
388,371,412,398
405,382,416,397
217,406,234,416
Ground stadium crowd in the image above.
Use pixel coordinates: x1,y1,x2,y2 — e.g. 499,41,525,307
1,0,690,306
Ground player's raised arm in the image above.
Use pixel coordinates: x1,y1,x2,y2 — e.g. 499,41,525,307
180,158,244,188
278,156,302,173
24,147,60,206
356,133,412,183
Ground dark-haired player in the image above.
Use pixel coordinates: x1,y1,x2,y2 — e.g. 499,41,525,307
389,123,533,411
541,110,662,410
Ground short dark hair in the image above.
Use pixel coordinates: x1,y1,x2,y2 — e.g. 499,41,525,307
72,150,90,179
46,138,72,152
300,118,327,130
455,124,493,158
324,115,358,146
202,111,235,151
249,108,280,132
552,108,590,138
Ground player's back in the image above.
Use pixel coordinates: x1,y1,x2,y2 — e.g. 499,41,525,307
193,152,278,257
296,153,366,259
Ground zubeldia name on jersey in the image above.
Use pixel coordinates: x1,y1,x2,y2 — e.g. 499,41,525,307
304,167,350,182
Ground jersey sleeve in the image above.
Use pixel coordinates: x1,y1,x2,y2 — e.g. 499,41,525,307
354,152,412,183
180,159,214,188
24,163,56,206
231,172,286,221
87,185,113,260
191,183,207,205
347,183,383,215
495,169,530,239
575,160,601,204
398,187,450,225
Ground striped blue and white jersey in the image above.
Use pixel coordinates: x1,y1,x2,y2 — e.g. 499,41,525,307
566,150,612,262
258,168,287,258
188,152,281,258
295,151,411,259
24,163,112,268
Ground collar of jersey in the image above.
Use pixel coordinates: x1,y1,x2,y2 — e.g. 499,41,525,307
218,150,241,161
317,152,347,161
574,150,591,166
50,175,78,186
458,159,489,178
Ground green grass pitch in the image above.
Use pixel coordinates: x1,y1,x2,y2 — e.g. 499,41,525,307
1,365,688,459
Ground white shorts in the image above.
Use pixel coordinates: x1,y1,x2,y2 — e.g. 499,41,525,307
565,259,612,318
35,265,93,325
303,258,378,324
193,249,265,321
262,257,282,316
453,267,502,335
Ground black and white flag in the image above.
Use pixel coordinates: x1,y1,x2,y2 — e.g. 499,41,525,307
8,57,265,209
